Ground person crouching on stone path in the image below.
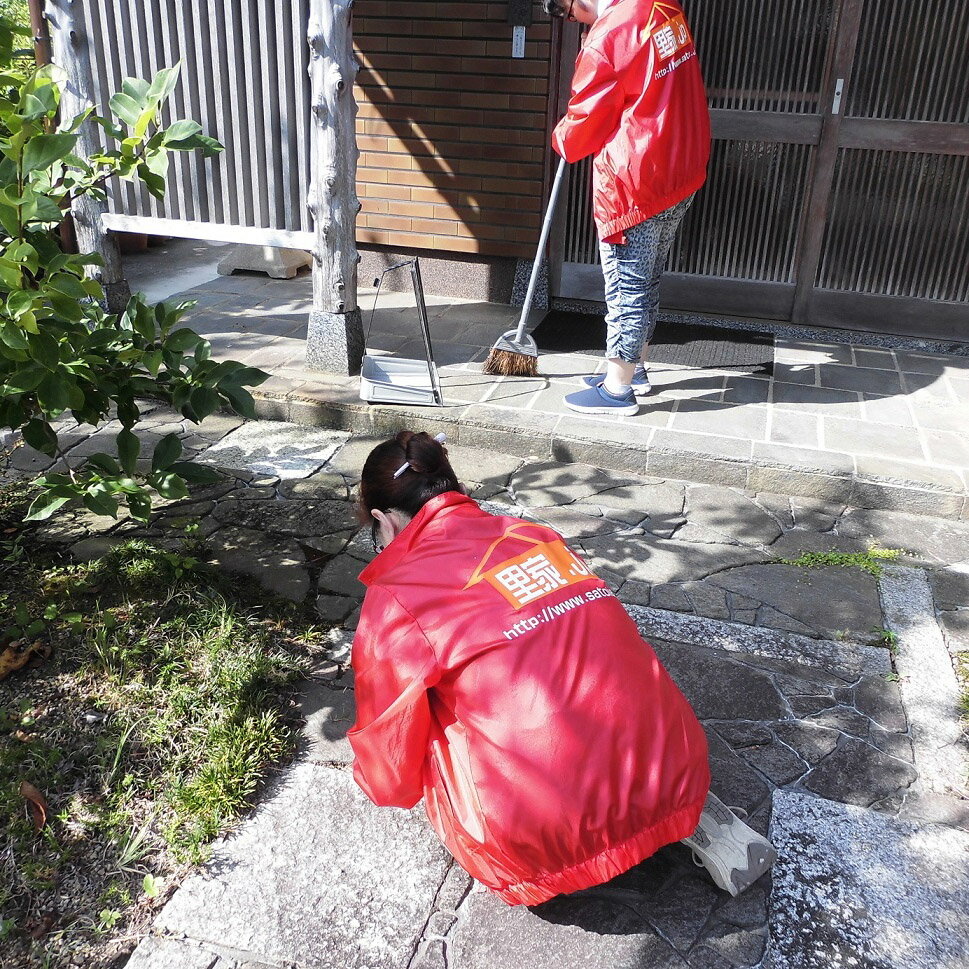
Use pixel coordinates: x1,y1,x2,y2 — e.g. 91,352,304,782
347,430,776,904
546,0,711,418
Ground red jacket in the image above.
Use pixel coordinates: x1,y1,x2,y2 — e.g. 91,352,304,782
349,492,709,906
553,0,711,243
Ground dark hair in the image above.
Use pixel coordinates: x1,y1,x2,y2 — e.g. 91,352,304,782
357,430,461,523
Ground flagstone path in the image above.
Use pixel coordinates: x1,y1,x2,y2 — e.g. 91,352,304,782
4,412,968,969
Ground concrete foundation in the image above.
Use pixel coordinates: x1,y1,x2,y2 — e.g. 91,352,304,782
217,245,312,280
305,307,364,375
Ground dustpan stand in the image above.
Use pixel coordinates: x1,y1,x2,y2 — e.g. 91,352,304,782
410,258,444,405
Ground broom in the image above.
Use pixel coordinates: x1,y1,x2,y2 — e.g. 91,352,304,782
483,157,568,377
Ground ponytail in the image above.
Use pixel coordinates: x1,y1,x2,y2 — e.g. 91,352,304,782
358,430,461,522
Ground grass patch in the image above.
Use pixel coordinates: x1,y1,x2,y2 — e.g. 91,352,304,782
776,545,903,578
1,488,332,968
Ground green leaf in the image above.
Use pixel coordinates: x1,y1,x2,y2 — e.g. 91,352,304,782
47,272,89,300
22,192,63,224
108,91,142,127
127,491,152,522
154,472,188,501
22,132,78,172
48,292,87,322
25,490,72,521
162,119,202,144
82,490,119,518
37,372,70,412
117,398,140,427
0,255,22,289
151,432,182,472
143,349,163,376
0,196,19,236
6,240,39,275
136,162,166,200
147,64,181,102
131,299,158,342
166,327,199,352
21,418,58,457
220,365,270,388
168,461,222,484
3,364,45,393
6,289,34,317
84,453,121,476
27,331,60,370
194,339,211,363
134,105,157,140
121,77,151,103
0,321,29,351
117,428,140,474
220,384,256,419
189,386,221,421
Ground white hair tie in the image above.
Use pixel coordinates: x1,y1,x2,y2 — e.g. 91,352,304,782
393,433,447,478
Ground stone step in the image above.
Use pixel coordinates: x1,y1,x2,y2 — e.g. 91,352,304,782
252,384,969,521
766,790,969,969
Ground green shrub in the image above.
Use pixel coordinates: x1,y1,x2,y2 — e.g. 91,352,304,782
0,20,267,523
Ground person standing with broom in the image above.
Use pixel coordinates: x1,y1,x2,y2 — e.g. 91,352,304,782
546,0,711,416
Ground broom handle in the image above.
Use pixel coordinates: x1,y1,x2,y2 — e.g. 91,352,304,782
512,156,568,342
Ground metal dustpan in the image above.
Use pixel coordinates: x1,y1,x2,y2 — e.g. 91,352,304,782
359,257,443,407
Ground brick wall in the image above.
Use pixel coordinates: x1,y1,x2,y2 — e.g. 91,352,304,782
353,1,553,260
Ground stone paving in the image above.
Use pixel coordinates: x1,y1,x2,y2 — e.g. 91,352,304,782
5,410,968,969
158,268,969,519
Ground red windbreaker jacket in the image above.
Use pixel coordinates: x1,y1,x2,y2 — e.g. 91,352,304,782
552,0,711,243
349,492,710,906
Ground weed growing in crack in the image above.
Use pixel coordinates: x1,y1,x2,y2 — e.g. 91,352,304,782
869,626,900,650
775,544,903,578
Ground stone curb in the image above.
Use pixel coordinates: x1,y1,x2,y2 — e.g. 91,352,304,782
625,604,891,680
879,565,969,797
253,392,969,521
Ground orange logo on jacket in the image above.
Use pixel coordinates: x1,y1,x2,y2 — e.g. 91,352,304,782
647,3,693,61
463,524,592,610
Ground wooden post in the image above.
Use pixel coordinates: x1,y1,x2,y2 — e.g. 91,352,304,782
46,0,131,313
305,0,364,375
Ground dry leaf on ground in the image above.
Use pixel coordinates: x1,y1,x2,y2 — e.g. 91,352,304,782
0,640,49,681
19,780,49,831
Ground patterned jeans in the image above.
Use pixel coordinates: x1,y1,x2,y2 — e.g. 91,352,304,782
599,193,694,363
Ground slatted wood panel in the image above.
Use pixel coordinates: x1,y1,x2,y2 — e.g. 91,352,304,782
815,0,969,309
846,0,969,123
671,140,815,283
817,150,969,302
81,0,313,234
691,0,835,114
353,0,551,259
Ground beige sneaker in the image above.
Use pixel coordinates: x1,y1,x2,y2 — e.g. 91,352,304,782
681,792,777,896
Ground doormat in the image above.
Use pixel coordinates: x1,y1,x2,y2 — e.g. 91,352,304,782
531,312,774,375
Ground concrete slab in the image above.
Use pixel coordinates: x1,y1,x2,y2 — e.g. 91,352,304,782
879,566,969,796
300,679,355,765
154,764,451,969
446,888,689,969
124,936,221,969
627,605,891,679
705,563,883,642
197,421,349,479
582,532,773,585
766,791,969,969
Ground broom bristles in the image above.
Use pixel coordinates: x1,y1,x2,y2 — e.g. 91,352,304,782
483,347,540,377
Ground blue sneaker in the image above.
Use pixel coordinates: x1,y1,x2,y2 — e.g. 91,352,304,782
565,381,639,416
582,366,651,396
